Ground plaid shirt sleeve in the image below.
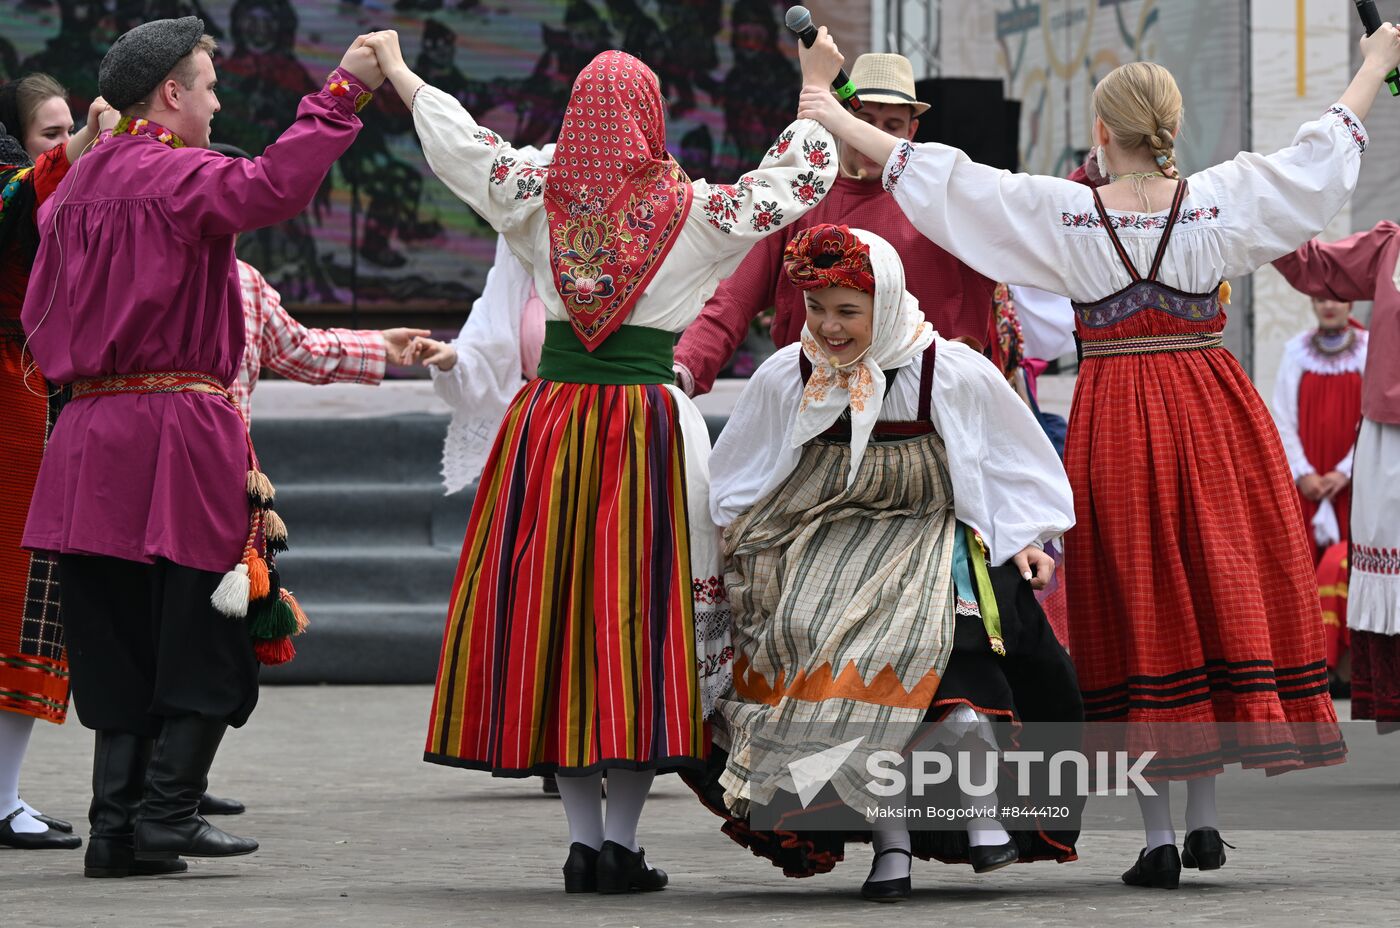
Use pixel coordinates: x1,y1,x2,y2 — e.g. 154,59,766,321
258,282,387,387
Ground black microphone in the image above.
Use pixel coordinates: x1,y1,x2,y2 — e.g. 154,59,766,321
784,5,862,111
1354,0,1400,95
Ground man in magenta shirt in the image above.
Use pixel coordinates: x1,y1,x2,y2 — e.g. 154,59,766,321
672,53,996,396
20,17,383,876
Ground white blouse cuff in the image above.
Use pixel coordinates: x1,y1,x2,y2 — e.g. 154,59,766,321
1324,103,1368,154
882,140,915,194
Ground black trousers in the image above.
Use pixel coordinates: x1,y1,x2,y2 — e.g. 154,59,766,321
57,555,259,737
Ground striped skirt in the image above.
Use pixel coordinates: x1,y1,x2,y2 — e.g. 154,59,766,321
423,378,715,776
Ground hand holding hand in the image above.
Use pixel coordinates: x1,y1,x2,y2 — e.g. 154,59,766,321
363,30,408,82
407,336,458,371
797,25,844,90
339,34,387,90
1012,546,1055,591
381,327,432,365
85,96,114,134
1318,470,1350,501
1361,22,1400,73
797,84,846,127
1297,472,1325,502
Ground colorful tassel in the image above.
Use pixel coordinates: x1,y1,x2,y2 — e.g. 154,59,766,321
280,588,310,635
262,509,288,550
243,551,270,601
246,469,276,507
253,636,296,666
210,563,251,618
249,599,299,640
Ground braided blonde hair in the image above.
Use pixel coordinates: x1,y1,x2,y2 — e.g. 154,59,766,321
1092,62,1183,178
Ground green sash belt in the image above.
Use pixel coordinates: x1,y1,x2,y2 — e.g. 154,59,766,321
536,320,676,385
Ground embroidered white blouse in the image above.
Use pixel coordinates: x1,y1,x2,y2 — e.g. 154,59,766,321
411,86,840,334
709,337,1075,565
1271,328,1369,480
880,105,1369,302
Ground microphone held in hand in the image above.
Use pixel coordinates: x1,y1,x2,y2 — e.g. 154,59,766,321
785,5,862,111
1354,0,1400,95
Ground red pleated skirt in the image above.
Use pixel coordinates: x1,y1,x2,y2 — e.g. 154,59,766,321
1064,310,1344,779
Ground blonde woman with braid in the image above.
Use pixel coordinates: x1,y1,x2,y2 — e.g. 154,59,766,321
801,28,1400,889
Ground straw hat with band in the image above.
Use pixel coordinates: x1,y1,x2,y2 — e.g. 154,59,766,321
846,53,930,116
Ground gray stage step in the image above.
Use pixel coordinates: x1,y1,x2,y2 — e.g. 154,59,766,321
252,411,730,684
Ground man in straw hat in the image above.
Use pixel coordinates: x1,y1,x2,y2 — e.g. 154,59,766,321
20,16,385,877
674,52,996,396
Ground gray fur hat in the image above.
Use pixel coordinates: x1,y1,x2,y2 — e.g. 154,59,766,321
99,16,206,111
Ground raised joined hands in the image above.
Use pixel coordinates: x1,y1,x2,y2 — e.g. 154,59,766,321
339,34,387,90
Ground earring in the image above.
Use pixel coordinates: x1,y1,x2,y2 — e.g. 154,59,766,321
1094,145,1110,182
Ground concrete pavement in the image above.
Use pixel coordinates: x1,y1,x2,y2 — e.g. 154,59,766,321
4,686,1396,928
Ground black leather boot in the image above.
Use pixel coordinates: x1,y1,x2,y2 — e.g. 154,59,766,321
84,731,188,877
133,717,258,860
197,793,246,816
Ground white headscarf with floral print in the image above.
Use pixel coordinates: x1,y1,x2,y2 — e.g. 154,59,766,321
790,227,935,485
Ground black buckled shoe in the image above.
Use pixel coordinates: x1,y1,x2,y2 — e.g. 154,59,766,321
970,839,1019,874
0,807,82,850
1121,844,1181,889
860,847,912,902
596,840,668,894
197,793,246,816
1182,828,1234,870
541,776,560,796
133,717,258,860
562,842,600,893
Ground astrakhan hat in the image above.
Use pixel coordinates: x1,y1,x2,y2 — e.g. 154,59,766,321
99,16,206,111
848,53,930,116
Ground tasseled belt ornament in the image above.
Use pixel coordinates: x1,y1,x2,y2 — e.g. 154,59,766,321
69,371,308,665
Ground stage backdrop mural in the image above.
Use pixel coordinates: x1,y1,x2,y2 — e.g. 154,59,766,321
1,0,867,324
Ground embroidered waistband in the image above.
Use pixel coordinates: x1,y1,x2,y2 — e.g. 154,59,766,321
69,371,230,400
1078,332,1224,360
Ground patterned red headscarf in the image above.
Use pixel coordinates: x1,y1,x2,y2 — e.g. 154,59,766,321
782,223,876,294
544,51,693,352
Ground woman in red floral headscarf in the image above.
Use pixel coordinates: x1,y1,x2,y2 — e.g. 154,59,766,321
363,29,843,892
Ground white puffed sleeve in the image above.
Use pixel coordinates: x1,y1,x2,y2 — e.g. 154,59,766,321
1009,285,1077,360
411,85,548,239
1270,337,1314,482
708,344,806,527
431,235,534,493
882,140,1085,294
1189,105,1368,279
928,340,1075,563
689,119,840,266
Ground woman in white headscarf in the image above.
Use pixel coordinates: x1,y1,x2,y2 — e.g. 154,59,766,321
687,224,1082,901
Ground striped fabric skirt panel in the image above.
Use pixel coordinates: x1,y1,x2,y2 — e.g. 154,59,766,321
424,378,705,776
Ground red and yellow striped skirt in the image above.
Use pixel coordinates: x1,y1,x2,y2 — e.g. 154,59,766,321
424,379,705,776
